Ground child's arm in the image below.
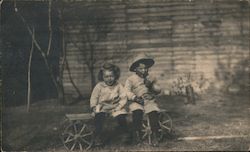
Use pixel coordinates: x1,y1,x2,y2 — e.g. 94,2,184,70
124,79,144,105
114,84,127,110
90,83,101,111
124,79,136,101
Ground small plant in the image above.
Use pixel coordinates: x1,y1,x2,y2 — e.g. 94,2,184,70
170,73,192,96
170,72,211,104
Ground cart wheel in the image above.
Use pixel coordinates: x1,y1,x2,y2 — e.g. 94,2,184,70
158,112,172,140
61,120,93,151
142,117,152,145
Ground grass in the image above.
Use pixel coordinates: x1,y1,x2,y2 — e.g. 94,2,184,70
2,91,250,151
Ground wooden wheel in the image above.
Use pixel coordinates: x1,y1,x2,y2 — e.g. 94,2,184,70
141,117,152,144
158,112,172,140
142,112,173,144
61,120,93,151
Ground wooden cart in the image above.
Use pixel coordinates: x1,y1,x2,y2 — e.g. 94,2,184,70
61,109,172,151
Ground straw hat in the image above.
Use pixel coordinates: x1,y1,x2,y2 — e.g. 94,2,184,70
129,53,155,72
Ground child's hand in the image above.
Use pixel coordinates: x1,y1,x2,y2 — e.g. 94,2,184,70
142,93,154,100
93,104,102,113
134,96,144,106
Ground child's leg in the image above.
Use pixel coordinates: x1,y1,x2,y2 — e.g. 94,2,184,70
148,111,160,146
148,111,160,134
94,112,106,145
116,114,128,133
115,114,131,144
132,109,144,132
132,109,144,143
94,112,106,134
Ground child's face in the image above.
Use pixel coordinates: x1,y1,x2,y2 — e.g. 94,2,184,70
103,70,116,86
135,63,148,78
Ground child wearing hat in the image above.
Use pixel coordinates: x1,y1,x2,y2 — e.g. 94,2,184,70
125,55,161,146
90,63,129,146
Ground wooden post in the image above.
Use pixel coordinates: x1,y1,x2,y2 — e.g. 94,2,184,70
186,84,196,104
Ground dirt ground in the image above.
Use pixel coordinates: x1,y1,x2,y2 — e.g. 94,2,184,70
2,90,250,151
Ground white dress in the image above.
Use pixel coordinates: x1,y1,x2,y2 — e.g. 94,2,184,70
90,81,128,117
124,74,161,114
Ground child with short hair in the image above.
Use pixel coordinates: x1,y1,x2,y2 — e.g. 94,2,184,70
125,54,162,146
90,63,128,146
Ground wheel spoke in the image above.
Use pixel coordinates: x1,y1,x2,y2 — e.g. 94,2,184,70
64,136,71,142
161,124,171,131
80,124,86,134
159,113,172,132
147,118,150,126
64,136,75,144
70,142,76,151
80,131,92,138
161,120,170,124
68,132,75,137
79,141,83,151
148,134,151,145
80,137,91,146
142,132,148,139
63,132,74,137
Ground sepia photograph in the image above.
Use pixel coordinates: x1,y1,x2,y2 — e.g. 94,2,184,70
1,0,250,151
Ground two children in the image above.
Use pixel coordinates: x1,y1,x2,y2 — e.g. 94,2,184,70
90,55,161,146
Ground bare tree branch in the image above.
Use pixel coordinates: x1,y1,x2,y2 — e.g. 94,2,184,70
0,0,3,26
60,18,66,80
14,4,60,97
0,0,3,9
27,27,35,112
46,0,52,56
